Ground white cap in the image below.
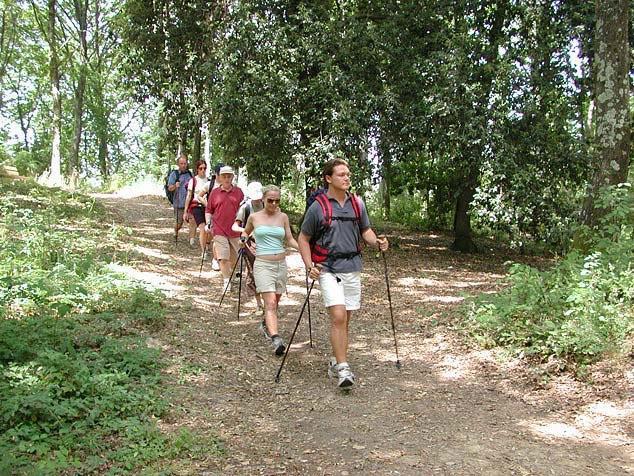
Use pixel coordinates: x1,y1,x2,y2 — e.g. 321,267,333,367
218,165,234,175
246,181,263,200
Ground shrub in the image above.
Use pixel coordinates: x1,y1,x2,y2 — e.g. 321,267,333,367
465,184,634,365
0,178,201,473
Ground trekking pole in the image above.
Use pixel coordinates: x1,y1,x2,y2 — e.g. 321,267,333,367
236,250,244,320
218,249,242,307
306,273,313,348
198,244,207,277
274,280,315,383
381,250,401,369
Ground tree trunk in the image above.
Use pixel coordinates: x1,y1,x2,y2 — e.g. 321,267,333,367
48,0,62,186
68,0,89,186
192,115,202,163
382,149,391,219
451,178,478,253
582,0,630,227
92,0,110,179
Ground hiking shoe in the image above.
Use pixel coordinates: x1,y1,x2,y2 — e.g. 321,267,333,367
328,358,355,388
271,336,286,356
211,259,220,271
258,320,270,339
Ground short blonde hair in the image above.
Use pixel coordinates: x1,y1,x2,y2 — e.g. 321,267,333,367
262,184,281,198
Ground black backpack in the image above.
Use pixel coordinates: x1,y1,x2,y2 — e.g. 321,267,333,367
164,169,192,204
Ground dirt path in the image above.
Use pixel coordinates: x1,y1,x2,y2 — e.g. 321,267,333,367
97,194,633,475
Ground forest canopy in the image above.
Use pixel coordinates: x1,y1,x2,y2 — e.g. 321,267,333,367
0,0,630,251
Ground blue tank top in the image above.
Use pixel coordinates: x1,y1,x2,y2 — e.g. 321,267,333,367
253,225,285,255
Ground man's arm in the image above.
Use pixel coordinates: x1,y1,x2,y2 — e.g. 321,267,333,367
204,189,214,230
361,228,389,251
167,171,178,192
298,231,321,280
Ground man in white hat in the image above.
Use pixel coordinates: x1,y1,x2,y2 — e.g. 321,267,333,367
205,166,244,291
232,181,265,314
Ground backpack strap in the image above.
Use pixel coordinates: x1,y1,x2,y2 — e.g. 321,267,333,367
314,192,332,227
243,201,253,225
349,193,361,221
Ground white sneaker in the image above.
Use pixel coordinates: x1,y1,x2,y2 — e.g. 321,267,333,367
222,278,231,292
212,259,220,271
328,358,355,388
189,237,196,246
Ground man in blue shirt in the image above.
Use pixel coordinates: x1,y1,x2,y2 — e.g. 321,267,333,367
167,153,194,243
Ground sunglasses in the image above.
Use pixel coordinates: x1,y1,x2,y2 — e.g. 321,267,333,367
266,198,280,204
198,166,207,170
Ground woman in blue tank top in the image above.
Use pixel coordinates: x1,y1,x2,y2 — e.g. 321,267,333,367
241,185,299,356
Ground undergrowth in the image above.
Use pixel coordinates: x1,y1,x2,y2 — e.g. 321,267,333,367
0,179,216,474
465,184,634,367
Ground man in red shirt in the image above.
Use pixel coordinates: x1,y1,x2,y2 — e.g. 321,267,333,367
205,166,244,291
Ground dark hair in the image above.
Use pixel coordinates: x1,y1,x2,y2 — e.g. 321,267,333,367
214,162,225,175
195,159,206,172
322,158,349,181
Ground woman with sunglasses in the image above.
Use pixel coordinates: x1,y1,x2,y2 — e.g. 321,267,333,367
241,185,299,355
183,159,211,254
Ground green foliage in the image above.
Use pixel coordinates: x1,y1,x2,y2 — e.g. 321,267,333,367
0,179,206,473
367,190,430,231
466,184,634,365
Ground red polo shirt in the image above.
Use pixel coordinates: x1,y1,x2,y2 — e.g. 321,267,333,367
206,185,244,237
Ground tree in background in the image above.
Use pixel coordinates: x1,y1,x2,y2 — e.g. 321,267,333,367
582,0,630,228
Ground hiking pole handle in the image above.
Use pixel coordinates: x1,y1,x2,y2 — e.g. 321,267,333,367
275,280,315,383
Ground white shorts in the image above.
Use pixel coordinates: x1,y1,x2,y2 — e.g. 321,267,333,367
319,272,361,310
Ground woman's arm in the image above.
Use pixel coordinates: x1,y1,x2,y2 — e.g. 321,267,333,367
183,181,195,217
283,214,299,250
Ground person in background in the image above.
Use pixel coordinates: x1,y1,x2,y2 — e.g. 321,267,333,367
183,159,210,253
241,185,299,356
232,181,265,315
167,153,195,244
205,166,244,292
200,162,225,270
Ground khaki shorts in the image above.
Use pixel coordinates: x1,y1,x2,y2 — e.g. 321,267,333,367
319,272,361,310
214,235,240,261
253,258,287,294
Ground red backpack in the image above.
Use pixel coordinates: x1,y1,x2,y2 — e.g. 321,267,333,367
310,191,363,264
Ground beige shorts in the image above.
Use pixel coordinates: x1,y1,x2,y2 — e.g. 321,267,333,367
319,272,361,310
253,258,287,294
214,235,240,261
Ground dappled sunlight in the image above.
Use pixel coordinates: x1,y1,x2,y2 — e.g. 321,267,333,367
433,355,469,381
80,194,632,475
521,400,634,447
423,295,464,304
132,245,170,260
106,263,185,293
